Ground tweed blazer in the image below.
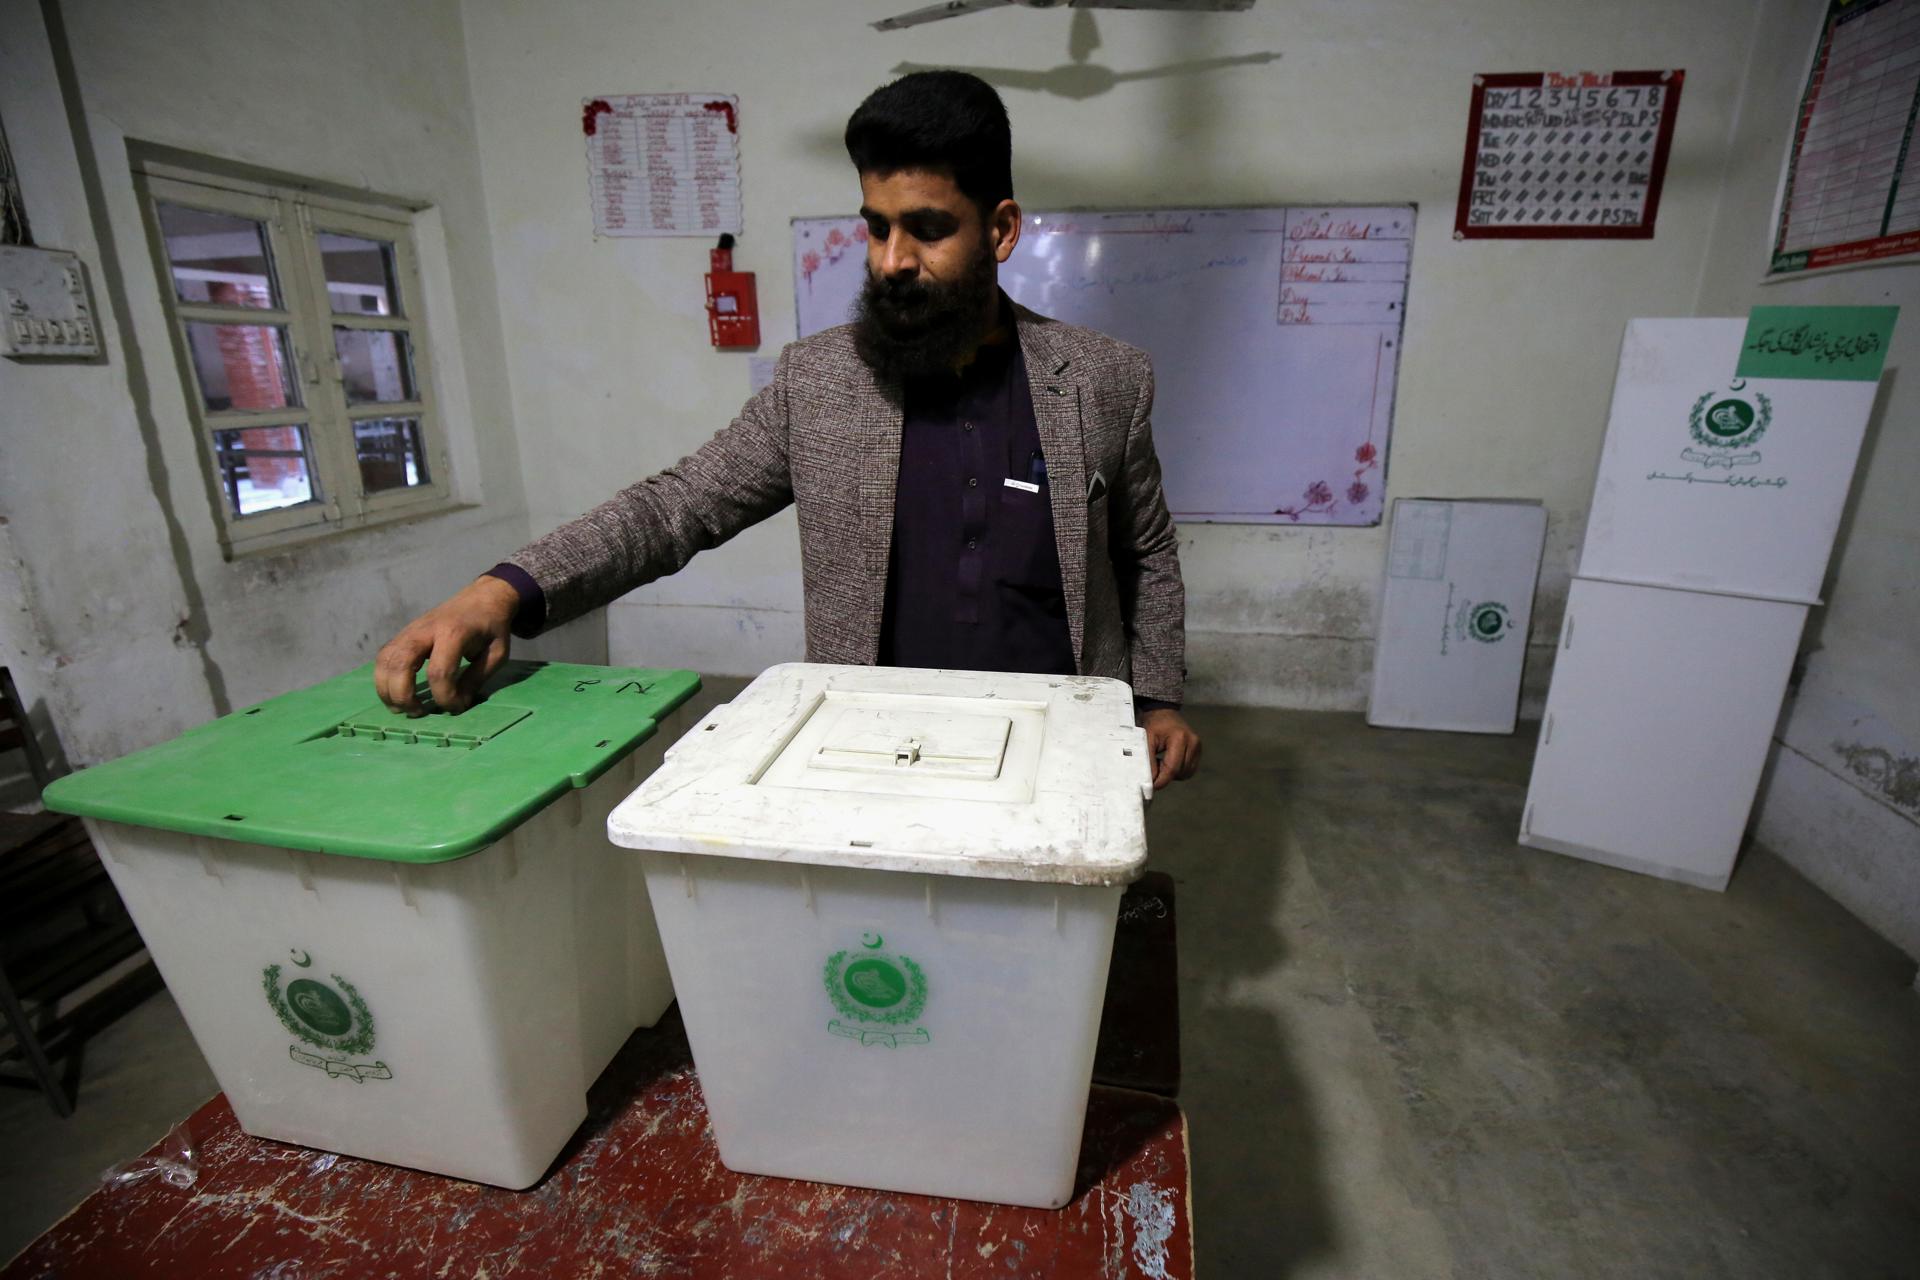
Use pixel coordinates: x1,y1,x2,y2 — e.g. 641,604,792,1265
506,303,1187,703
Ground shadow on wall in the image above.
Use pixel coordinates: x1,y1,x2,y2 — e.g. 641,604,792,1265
39,2,231,717
892,9,1281,102
1797,364,1898,669
1748,367,1905,872
790,10,1283,210
1143,708,1335,1274
790,9,1743,221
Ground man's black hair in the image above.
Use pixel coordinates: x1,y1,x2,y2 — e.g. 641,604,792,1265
844,71,1013,213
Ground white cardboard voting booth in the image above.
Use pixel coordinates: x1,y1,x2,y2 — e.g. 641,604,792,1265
1576,318,1880,604
607,663,1154,1209
1368,498,1547,734
1523,307,1895,889
1521,578,1806,889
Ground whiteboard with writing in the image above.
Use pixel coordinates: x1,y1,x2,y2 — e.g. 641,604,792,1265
793,206,1413,525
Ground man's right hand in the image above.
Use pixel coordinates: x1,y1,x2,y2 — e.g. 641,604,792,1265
374,575,521,716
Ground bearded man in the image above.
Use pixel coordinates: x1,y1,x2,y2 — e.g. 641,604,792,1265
376,70,1201,787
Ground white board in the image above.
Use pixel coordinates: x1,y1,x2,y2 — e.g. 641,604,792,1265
1367,499,1547,734
1579,318,1881,603
793,206,1413,526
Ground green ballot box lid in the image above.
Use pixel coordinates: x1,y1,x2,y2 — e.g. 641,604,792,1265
43,661,701,863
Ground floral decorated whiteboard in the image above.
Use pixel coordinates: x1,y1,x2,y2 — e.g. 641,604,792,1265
793,206,1412,526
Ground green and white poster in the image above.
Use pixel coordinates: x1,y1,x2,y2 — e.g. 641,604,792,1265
1578,312,1894,603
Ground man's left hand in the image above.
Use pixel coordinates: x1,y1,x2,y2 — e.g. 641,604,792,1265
1139,708,1202,790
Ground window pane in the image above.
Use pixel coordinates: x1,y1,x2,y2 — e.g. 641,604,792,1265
213,426,316,516
319,233,400,317
156,203,278,308
333,327,415,404
353,416,430,492
184,323,300,412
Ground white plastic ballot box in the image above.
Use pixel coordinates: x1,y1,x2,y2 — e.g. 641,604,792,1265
42,661,700,1189
1577,317,1882,604
606,663,1155,1209
1368,498,1548,734
1520,577,1806,890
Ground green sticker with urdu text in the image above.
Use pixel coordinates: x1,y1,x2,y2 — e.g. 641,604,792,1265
1736,306,1898,382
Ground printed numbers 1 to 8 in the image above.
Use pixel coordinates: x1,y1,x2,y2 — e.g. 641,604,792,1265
1485,85,1657,111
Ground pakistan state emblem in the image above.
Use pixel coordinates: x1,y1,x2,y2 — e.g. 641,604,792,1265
263,950,392,1083
823,933,929,1048
1455,599,1513,645
1685,385,1772,468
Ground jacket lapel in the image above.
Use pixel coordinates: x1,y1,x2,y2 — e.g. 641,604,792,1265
1017,309,1089,671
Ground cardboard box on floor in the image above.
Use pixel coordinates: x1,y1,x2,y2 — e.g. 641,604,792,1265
1367,498,1547,735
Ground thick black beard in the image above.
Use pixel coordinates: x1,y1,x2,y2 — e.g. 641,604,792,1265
851,246,999,382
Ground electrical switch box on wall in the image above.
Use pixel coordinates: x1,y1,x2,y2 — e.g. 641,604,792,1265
704,236,759,349
1,245,103,360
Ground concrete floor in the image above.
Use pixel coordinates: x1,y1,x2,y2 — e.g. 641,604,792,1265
4,704,1919,1275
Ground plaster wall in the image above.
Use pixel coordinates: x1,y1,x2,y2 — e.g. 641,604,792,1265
461,0,1768,708
0,0,531,765
1690,0,1920,960
0,520,63,807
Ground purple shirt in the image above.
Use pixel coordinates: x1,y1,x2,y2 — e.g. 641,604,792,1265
876,331,1075,677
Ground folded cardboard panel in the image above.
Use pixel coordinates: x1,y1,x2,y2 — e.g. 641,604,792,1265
1368,498,1547,734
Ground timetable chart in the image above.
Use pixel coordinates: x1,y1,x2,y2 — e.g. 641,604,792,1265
583,94,742,238
1455,71,1684,240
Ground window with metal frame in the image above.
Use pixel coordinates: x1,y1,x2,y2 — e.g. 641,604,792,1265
134,166,451,555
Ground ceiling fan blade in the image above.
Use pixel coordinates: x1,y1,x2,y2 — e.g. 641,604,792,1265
1068,0,1256,10
872,0,1019,31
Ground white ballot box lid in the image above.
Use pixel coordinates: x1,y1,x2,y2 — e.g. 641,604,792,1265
608,664,1153,887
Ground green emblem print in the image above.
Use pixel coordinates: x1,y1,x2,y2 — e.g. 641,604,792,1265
1453,599,1512,646
824,940,929,1047
1687,390,1771,453
1703,399,1754,440
263,961,377,1058
842,958,909,1009
1468,602,1510,643
285,979,353,1036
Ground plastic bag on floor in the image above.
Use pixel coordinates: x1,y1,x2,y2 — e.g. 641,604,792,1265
99,1119,197,1190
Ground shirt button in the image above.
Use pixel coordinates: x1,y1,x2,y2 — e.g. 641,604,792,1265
967,538,977,549
968,477,978,487
963,421,974,432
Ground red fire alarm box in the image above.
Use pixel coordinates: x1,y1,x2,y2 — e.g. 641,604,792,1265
705,236,759,349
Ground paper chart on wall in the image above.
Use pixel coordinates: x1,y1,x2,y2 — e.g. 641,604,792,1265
1767,0,1920,276
1454,70,1685,239
792,206,1413,527
581,94,742,237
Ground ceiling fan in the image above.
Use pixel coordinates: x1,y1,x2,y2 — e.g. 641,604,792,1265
873,0,1254,33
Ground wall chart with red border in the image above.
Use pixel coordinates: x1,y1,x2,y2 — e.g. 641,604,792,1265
581,93,742,238
1454,70,1685,240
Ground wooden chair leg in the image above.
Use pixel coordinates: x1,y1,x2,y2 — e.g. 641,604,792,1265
0,962,75,1118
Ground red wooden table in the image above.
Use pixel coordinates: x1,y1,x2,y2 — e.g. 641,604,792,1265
3,1008,1191,1279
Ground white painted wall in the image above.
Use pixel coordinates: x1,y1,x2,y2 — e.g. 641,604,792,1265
0,520,64,808
461,0,1766,708
3,0,1911,959
1691,0,1920,960
0,0,532,766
